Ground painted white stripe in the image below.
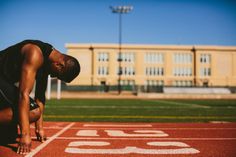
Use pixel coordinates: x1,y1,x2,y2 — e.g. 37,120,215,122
83,124,153,127
76,130,99,136
72,127,236,130
30,126,236,130
210,121,230,123
146,100,211,108
65,141,199,155
147,141,190,147
68,141,110,147
55,137,236,141
65,146,199,155
105,130,168,137
25,122,74,157
43,115,236,119
45,105,216,109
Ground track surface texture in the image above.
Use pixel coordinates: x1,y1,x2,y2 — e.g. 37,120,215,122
0,122,236,157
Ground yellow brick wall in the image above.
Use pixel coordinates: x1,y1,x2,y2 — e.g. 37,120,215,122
66,44,236,87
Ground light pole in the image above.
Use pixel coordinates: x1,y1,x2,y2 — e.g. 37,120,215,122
191,46,197,86
110,5,133,94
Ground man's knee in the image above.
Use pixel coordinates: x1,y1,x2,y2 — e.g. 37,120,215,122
29,107,41,123
0,107,14,124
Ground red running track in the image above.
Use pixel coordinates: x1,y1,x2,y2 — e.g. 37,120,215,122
0,122,236,157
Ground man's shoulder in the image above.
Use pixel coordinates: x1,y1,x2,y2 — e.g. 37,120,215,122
21,43,42,54
21,44,44,67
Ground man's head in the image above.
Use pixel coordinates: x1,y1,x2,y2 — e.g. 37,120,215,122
49,51,80,83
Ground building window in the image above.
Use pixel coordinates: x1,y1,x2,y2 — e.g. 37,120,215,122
173,67,192,76
120,80,135,86
145,80,164,86
98,66,109,75
117,53,135,62
145,53,164,63
117,66,135,76
200,54,211,63
173,53,192,64
145,67,164,76
173,80,193,87
200,67,211,76
98,52,109,62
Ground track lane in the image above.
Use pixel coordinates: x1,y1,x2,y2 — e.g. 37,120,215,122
0,122,236,157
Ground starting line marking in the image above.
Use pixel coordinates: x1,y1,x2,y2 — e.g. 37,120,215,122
44,115,236,119
30,126,236,130
55,137,236,140
83,124,153,127
25,122,75,157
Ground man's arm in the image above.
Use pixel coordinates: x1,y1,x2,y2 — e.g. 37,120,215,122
17,44,43,155
34,73,48,142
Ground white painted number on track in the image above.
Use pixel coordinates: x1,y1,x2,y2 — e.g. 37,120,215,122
83,124,153,127
76,130,99,136
76,130,168,137
106,130,168,137
66,129,200,155
65,141,200,154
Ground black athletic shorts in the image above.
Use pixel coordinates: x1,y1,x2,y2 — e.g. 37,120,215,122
0,76,39,112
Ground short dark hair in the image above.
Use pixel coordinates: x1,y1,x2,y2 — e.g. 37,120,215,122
59,55,80,83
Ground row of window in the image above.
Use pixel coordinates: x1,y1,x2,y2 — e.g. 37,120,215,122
98,66,109,75
145,53,164,64
98,53,109,62
200,67,211,76
173,53,192,64
145,80,164,86
117,53,135,62
102,80,192,86
118,67,135,76
173,80,193,87
98,67,211,77
173,67,192,76
119,80,135,85
112,80,194,86
98,52,211,65
145,67,164,76
200,54,211,63
98,66,136,76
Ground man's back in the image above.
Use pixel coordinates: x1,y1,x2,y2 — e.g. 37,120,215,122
0,40,53,83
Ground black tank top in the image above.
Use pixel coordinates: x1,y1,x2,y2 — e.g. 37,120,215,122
0,40,53,83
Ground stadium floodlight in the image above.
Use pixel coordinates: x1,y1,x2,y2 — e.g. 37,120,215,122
110,5,133,94
110,6,133,13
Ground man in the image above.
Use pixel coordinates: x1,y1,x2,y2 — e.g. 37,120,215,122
0,40,80,154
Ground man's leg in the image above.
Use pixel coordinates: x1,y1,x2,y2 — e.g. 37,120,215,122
0,107,13,124
0,106,41,124
0,77,41,143
0,77,41,124
0,105,41,144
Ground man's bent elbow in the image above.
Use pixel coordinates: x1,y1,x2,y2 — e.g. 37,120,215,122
19,92,30,103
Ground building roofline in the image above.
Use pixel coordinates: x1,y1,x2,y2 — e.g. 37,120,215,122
65,43,236,51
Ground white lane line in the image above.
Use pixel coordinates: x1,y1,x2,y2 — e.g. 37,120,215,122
146,100,211,108
45,105,216,109
210,121,230,123
83,124,153,127
55,137,236,141
30,126,236,130
25,122,75,157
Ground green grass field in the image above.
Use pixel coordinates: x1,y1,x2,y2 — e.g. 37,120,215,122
44,99,236,122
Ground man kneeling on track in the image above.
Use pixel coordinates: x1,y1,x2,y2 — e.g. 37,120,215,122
0,40,80,155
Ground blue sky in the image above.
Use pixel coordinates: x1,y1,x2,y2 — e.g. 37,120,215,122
1,0,236,52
